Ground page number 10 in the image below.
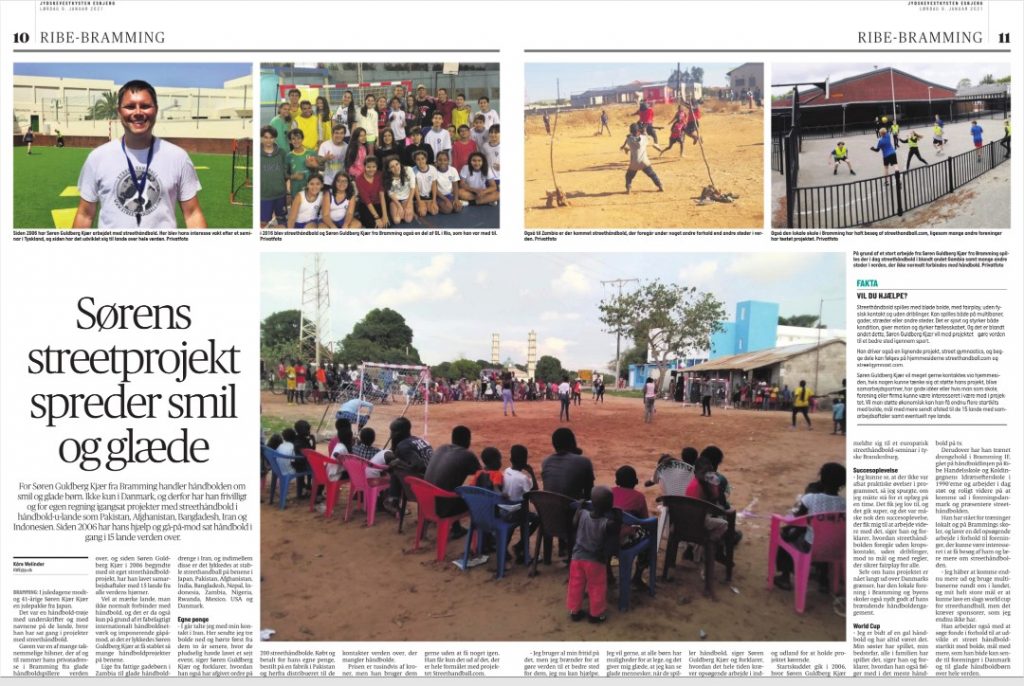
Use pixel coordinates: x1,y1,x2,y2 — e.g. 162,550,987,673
13,32,29,43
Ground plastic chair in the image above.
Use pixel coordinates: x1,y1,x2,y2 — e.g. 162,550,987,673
261,445,311,510
656,496,736,595
455,486,521,579
404,477,467,562
767,511,846,613
524,491,578,577
392,467,419,534
341,456,390,526
302,449,347,519
616,512,658,611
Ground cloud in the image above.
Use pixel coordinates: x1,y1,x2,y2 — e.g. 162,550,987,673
541,337,573,356
475,270,488,285
411,254,454,279
726,253,806,281
373,277,457,307
678,260,719,283
540,310,582,322
552,264,592,295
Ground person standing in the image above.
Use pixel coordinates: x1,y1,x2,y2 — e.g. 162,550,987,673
599,110,611,136
869,128,899,185
701,377,713,417
259,125,289,228
558,375,572,422
791,379,814,430
643,376,657,423
22,128,34,155
501,371,517,417
620,123,664,194
1001,117,1010,158
73,79,206,228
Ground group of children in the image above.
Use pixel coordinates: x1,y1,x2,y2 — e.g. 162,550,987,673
261,84,500,228
832,113,1011,180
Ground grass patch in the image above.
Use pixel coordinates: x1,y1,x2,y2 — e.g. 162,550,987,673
261,415,292,437
605,389,644,399
13,146,251,228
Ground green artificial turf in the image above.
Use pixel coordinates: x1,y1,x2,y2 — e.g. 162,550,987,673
12,146,252,229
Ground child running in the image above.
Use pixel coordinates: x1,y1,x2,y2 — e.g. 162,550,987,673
869,128,898,184
970,120,984,161
620,124,664,194
932,116,947,156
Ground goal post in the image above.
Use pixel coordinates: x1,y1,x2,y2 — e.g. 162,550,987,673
357,362,431,439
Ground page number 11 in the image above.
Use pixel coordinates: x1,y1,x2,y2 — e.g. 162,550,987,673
997,33,1010,44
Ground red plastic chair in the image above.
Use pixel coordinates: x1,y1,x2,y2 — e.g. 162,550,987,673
404,476,468,562
341,456,390,526
302,449,347,519
767,511,846,613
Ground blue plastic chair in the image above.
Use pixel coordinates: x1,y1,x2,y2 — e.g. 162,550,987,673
455,486,524,579
616,512,658,611
261,446,311,510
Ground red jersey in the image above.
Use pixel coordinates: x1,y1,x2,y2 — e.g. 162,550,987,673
451,139,477,175
640,107,655,125
355,173,383,206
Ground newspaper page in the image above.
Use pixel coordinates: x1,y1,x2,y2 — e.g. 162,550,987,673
0,0,1021,681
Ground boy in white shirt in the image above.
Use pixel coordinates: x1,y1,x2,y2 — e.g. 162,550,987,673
318,124,348,186
470,114,490,151
481,124,500,182
501,444,539,564
476,96,500,131
423,112,452,162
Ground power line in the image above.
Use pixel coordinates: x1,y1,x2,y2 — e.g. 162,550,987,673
600,278,640,382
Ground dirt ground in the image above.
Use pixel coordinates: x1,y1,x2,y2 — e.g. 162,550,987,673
261,392,846,643
524,103,764,230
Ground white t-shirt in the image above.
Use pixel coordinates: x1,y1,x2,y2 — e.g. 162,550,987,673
388,109,407,141
480,141,500,180
434,166,460,195
366,448,390,479
558,381,571,398
77,137,201,228
470,127,489,151
477,109,500,131
424,128,452,159
318,140,348,184
412,165,438,197
354,107,378,140
388,166,415,201
460,165,497,190
502,468,532,503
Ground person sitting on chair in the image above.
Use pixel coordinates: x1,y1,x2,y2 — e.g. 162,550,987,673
772,462,846,592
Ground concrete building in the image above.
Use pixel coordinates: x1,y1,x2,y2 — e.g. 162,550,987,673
13,74,252,141
726,63,764,96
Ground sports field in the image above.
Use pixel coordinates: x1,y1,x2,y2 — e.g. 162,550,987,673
12,146,252,229
524,102,764,230
260,391,846,642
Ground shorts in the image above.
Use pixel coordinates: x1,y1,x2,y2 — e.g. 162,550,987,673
973,140,983,149
933,137,943,144
684,121,698,134
832,155,847,162
293,220,315,228
260,196,287,222
442,193,454,201
883,153,898,166
418,194,433,201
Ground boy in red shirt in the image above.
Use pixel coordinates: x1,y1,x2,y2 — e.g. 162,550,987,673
451,125,477,175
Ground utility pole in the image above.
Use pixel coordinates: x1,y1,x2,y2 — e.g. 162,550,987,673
601,277,639,384
300,254,330,367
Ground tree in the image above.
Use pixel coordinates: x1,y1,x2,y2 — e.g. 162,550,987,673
691,66,704,84
996,75,1011,84
338,308,422,366
86,91,118,121
980,74,995,85
535,355,564,382
260,310,315,364
957,78,972,89
778,314,825,328
599,280,726,391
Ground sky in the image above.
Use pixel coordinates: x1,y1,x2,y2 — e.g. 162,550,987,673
14,63,251,88
261,253,846,371
525,63,745,103
770,62,1010,97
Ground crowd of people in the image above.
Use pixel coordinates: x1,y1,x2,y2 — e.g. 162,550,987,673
262,414,847,624
260,83,500,228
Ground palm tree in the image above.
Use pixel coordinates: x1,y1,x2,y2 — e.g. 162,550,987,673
86,91,118,121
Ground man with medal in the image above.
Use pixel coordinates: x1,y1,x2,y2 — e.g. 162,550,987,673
72,80,207,228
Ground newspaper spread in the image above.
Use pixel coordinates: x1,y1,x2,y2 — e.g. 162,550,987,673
0,0,1021,681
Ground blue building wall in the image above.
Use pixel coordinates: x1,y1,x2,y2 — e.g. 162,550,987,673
709,300,779,359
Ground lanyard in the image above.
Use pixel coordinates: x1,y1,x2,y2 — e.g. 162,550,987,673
121,136,155,227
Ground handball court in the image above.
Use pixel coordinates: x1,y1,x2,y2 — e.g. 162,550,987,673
772,118,1010,228
524,103,764,230
260,392,845,642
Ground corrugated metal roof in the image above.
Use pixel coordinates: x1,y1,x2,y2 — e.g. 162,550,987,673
684,339,845,373
956,83,1008,97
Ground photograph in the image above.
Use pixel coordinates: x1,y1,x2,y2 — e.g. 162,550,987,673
12,63,253,229
259,63,500,230
524,62,764,230
771,63,1011,229
259,252,846,642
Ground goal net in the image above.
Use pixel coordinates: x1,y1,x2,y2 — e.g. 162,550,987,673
357,362,430,439
230,138,253,206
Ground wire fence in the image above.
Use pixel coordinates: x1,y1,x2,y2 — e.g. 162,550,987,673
789,139,1009,228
